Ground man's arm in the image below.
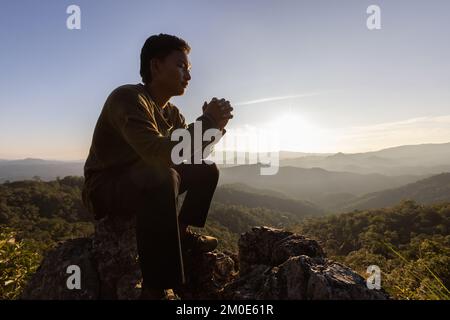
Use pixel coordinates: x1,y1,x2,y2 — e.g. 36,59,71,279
107,87,223,166
173,105,226,162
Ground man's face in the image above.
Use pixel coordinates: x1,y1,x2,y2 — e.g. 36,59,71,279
153,50,191,96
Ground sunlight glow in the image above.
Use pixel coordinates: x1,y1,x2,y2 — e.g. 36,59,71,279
262,111,332,152
214,110,335,153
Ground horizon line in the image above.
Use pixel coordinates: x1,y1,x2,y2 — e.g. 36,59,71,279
1,140,449,162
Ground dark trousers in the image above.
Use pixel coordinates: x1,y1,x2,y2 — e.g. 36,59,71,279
91,159,219,289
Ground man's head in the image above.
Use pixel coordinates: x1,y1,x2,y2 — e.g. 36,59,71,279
140,34,191,96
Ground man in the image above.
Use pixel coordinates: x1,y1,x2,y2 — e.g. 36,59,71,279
81,34,233,299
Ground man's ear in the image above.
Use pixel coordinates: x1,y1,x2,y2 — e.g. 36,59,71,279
150,58,160,79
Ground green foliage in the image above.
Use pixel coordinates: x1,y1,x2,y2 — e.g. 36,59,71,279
295,200,450,300
191,202,305,253
0,227,42,299
209,202,302,234
0,177,94,251
342,172,450,211
213,184,324,217
1,178,305,298
2,177,449,301
0,177,94,299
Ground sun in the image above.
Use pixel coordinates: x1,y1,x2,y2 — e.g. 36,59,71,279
264,112,328,152
213,111,332,154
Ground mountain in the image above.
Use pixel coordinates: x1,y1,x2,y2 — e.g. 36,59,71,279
219,164,429,211
366,142,450,164
213,183,324,217
0,152,332,180
3,141,448,180
341,172,450,211
280,142,450,176
279,151,334,159
0,158,84,182
216,150,333,168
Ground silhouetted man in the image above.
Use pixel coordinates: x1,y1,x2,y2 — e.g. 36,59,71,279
82,34,233,299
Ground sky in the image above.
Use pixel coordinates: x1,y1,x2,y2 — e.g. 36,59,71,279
1,0,449,160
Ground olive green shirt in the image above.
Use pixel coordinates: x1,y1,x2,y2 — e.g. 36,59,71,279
82,83,222,215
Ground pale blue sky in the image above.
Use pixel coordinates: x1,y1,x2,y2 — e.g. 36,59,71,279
1,0,449,159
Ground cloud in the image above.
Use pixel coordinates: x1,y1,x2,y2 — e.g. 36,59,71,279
235,91,335,106
349,115,450,131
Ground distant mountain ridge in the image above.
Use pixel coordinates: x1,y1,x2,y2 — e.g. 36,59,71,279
280,142,450,176
341,172,450,211
0,158,84,182
2,142,448,181
219,164,430,210
214,183,324,217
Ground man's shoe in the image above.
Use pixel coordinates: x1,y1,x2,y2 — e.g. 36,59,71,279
162,289,181,300
181,228,218,253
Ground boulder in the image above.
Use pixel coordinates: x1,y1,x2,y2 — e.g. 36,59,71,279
21,222,389,300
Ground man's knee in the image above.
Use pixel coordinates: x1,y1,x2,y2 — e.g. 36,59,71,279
126,160,180,193
199,161,219,183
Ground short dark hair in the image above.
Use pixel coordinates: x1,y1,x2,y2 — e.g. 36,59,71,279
140,34,191,84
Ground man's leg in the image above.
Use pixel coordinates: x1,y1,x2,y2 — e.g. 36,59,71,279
114,160,185,294
173,161,219,253
174,161,219,230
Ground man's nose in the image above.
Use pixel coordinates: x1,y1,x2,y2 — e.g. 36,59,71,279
185,71,191,81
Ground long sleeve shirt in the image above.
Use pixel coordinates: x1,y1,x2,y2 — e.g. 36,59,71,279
82,83,224,210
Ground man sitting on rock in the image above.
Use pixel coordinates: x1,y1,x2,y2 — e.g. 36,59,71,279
81,34,233,299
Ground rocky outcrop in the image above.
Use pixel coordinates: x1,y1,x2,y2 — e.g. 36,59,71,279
21,214,237,300
222,226,388,300
21,220,389,300
20,237,98,300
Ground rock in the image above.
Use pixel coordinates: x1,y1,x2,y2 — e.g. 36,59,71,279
238,226,325,273
20,238,99,300
21,223,389,300
92,214,141,299
179,250,238,300
238,227,293,275
223,226,389,300
223,255,388,300
21,214,237,300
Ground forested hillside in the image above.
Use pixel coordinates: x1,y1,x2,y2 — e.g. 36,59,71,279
342,172,450,211
1,178,449,300
295,200,450,300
